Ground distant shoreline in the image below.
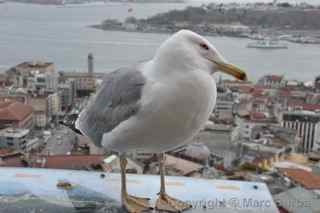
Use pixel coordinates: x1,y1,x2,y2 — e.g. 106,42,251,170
90,25,223,37
88,27,265,43
5,0,186,6
91,3,320,45
90,24,320,46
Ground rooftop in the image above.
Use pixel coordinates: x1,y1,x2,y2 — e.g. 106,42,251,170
32,155,105,170
0,128,30,138
165,154,203,176
283,111,320,122
0,149,14,156
280,168,320,190
274,187,320,213
267,75,283,82
274,161,311,172
15,61,54,70
0,152,26,167
250,112,267,121
0,101,33,121
236,85,253,93
242,142,282,155
59,71,94,78
29,97,47,112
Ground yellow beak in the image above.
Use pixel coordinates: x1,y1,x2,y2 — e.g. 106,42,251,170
211,60,247,81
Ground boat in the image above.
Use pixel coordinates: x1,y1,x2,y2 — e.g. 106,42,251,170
247,38,288,49
287,36,320,44
57,1,107,8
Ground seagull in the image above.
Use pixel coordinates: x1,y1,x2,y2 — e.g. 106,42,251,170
73,30,247,213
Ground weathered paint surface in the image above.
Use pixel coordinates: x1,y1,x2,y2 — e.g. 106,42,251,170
0,168,279,213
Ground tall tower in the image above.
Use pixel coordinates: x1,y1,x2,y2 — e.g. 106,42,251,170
88,53,94,75
273,0,278,7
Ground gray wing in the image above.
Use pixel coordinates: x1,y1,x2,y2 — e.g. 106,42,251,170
76,68,146,147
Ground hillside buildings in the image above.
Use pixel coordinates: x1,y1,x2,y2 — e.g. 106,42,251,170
0,128,30,149
0,101,33,129
6,61,57,91
257,75,284,88
1,58,320,212
58,53,96,97
282,111,320,153
59,72,96,97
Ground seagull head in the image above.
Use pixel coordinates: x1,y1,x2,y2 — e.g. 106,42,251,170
155,29,247,81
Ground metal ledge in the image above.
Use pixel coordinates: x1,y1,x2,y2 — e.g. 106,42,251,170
0,168,279,213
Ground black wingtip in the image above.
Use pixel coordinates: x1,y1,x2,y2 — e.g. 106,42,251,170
59,116,83,136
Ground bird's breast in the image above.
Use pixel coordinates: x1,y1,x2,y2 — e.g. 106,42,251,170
137,71,217,152
162,72,216,130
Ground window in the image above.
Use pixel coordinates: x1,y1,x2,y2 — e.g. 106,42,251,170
36,78,46,83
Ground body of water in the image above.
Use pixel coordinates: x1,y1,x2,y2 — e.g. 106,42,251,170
0,2,320,81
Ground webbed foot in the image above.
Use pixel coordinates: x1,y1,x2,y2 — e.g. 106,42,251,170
155,193,192,212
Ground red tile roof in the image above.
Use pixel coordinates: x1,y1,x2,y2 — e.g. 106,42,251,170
278,89,291,97
250,112,266,120
0,101,33,121
302,104,320,111
288,101,320,111
0,156,26,167
280,168,320,189
237,85,253,93
287,99,304,106
0,153,26,167
0,149,14,156
253,98,267,104
269,75,283,82
252,86,268,97
15,61,54,70
165,154,203,176
254,85,271,90
34,155,105,170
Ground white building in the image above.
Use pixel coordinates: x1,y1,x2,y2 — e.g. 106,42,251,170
282,111,320,153
0,128,30,149
257,75,284,88
30,97,48,128
25,138,41,152
28,71,58,95
214,99,234,120
48,93,61,117
213,86,235,121
6,61,55,89
236,117,266,139
58,80,76,111
104,155,143,174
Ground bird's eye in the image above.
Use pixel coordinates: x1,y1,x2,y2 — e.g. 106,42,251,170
200,43,209,50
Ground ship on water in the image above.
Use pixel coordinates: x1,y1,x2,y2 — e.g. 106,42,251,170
247,38,288,49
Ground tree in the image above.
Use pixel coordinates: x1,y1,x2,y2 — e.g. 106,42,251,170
277,2,292,8
125,16,138,24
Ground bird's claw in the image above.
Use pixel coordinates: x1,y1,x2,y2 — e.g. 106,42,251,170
122,194,153,213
